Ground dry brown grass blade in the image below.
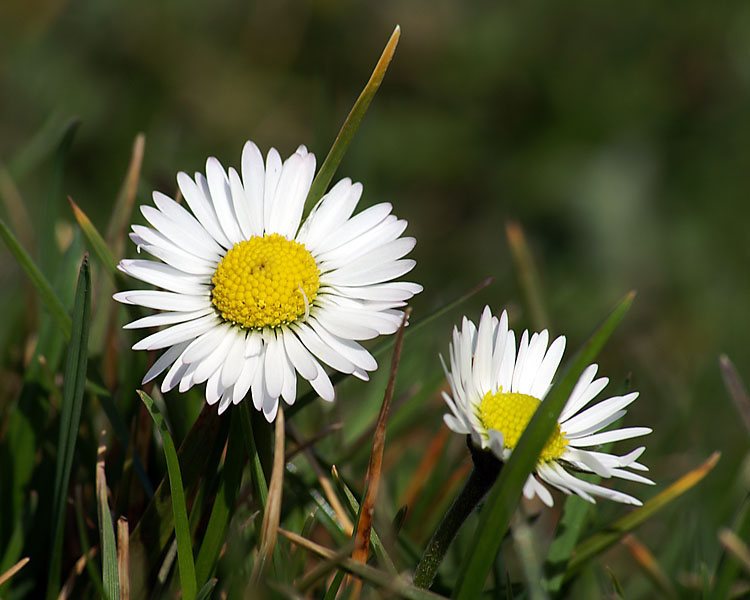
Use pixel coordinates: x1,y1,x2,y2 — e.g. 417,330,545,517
399,427,449,510
349,308,411,595
57,548,97,600
718,528,750,573
506,220,550,332
0,557,30,587
118,517,130,600
622,534,677,599
250,406,286,585
288,421,354,535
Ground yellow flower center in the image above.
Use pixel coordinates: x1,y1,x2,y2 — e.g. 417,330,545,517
211,234,320,329
479,389,568,462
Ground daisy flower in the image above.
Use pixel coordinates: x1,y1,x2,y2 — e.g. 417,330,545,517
441,307,653,506
115,141,421,421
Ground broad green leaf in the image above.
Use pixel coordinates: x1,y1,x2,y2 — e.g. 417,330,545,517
46,256,91,600
95,431,120,600
0,218,71,340
138,390,198,600
304,26,400,213
567,452,720,580
454,292,635,599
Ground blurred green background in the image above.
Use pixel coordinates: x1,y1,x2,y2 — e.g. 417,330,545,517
2,0,750,595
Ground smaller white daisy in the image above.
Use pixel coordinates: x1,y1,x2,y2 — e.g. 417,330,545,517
441,306,654,507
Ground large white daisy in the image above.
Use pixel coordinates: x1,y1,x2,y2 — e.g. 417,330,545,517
441,307,653,506
115,141,421,421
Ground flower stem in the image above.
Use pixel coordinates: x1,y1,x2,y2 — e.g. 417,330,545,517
413,438,503,589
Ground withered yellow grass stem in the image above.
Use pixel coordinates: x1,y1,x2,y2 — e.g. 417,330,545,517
0,557,30,587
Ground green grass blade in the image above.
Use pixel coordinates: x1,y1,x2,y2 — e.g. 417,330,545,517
46,255,91,599
196,578,218,600
454,292,635,599
567,452,720,581
304,26,400,212
195,409,245,587
506,220,550,332
239,401,269,510
96,431,120,600
138,390,198,600
710,487,750,599
0,217,71,340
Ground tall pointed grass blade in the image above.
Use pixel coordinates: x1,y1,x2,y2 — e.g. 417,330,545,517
454,292,635,599
137,390,197,600
568,452,720,580
107,133,145,259
0,218,71,339
46,256,91,600
304,26,400,212
95,430,120,600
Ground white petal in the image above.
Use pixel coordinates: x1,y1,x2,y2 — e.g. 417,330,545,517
326,281,422,302
206,157,243,245
124,308,214,330
142,341,190,384
141,204,222,261
193,327,238,384
297,179,362,252
473,307,495,397
269,150,315,239
309,307,381,340
177,171,232,249
567,427,653,447
114,290,210,312
119,259,210,294
228,167,253,240
559,365,607,422
221,329,248,388
562,392,639,435
488,429,505,458
307,319,377,372
322,259,416,287
131,314,217,351
263,148,282,233
205,370,224,405
308,360,335,402
530,335,566,399
263,332,285,400
281,328,318,380
291,322,356,374
182,324,232,365
241,141,265,237
511,330,530,393
217,390,233,415
312,203,392,256
262,393,279,422
129,233,216,276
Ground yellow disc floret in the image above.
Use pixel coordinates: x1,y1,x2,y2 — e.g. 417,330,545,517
211,234,320,329
479,389,568,462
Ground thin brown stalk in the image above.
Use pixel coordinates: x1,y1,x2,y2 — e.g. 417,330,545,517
117,517,130,600
0,557,30,587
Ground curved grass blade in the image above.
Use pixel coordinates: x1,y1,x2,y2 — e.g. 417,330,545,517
304,26,400,212
45,256,90,600
567,452,720,580
137,390,197,600
41,118,80,276
454,292,635,599
194,410,245,587
0,218,71,340
96,431,120,600
69,197,119,280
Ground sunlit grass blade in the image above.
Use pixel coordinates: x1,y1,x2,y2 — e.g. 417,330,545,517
46,255,90,600
719,354,750,435
137,390,197,600
506,220,550,331
96,430,120,600
567,452,720,580
454,291,635,599
304,26,400,212
351,309,410,593
710,491,750,599
195,409,245,587
287,278,492,419
250,407,286,585
117,518,130,600
0,218,72,340
332,465,398,574
621,534,677,599
0,557,30,587
280,529,447,600
69,197,119,280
